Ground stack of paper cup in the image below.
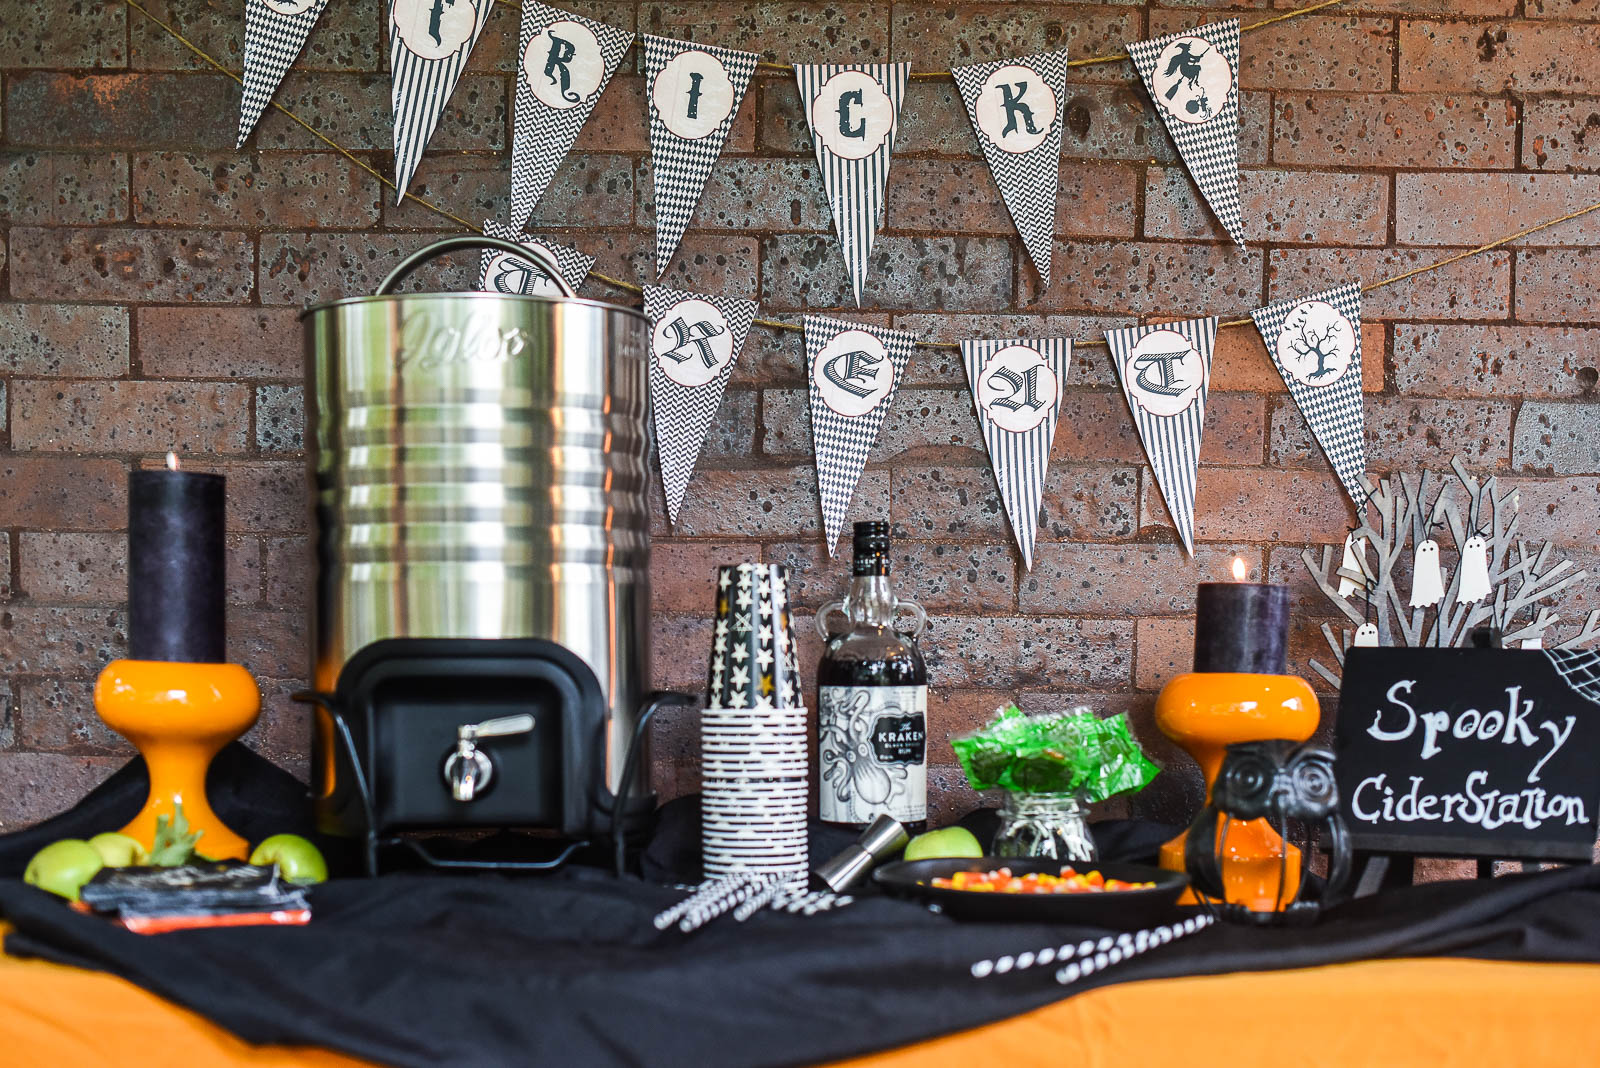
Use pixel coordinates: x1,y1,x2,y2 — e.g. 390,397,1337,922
701,563,808,882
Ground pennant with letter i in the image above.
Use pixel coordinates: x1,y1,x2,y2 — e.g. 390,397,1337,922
1105,317,1217,555
645,286,757,524
1251,283,1368,504
509,3,634,229
795,63,910,307
645,35,758,276
961,338,1070,570
1127,19,1246,247
388,0,496,202
238,0,331,147
951,51,1069,288
477,219,595,296
804,315,915,554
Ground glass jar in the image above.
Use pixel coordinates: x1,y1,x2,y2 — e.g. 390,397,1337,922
991,791,1095,863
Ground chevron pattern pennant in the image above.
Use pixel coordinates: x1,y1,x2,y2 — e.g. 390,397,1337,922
388,0,496,203
477,219,595,295
238,0,331,148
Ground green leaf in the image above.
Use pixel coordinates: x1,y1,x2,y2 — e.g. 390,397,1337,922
147,801,203,866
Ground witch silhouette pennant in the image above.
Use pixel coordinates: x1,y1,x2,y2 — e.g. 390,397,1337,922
389,0,496,201
477,220,595,295
238,0,331,148
1105,317,1217,555
805,315,915,554
1127,19,1246,247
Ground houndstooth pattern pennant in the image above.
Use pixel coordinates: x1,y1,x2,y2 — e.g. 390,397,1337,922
951,51,1069,288
1127,19,1245,248
644,285,757,524
804,315,915,555
1251,283,1369,504
477,219,594,295
645,35,758,277
509,3,634,230
238,0,331,148
794,63,910,307
1105,317,1218,556
961,338,1071,570
389,0,496,203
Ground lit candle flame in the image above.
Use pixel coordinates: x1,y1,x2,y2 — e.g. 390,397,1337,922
1231,557,1247,581
166,451,180,471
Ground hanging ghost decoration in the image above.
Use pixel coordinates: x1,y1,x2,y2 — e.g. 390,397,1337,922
1409,539,1445,608
1337,532,1366,598
1456,534,1492,604
1352,622,1380,648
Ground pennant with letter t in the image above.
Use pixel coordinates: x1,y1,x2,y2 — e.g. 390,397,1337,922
1105,317,1217,555
1251,283,1368,504
477,219,594,296
388,0,496,202
238,0,331,148
1127,19,1245,247
804,315,915,554
795,63,910,307
961,338,1071,570
951,51,1069,288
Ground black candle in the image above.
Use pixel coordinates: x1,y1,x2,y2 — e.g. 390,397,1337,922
128,460,226,663
1193,579,1290,675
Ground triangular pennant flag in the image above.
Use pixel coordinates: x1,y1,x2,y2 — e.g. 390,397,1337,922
794,63,910,307
509,3,634,229
804,315,915,554
477,219,595,295
237,0,331,148
1105,317,1218,555
644,286,757,524
960,338,1071,569
1251,283,1368,503
388,0,496,203
951,51,1069,288
644,35,758,276
1127,19,1246,247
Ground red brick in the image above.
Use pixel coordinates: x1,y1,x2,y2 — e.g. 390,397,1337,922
891,314,1128,389
889,159,1139,240
0,152,129,225
890,463,1006,541
138,307,302,380
1026,241,1265,316
11,380,251,455
1515,249,1600,323
702,391,759,459
1393,325,1600,399
0,305,129,377
1270,395,1514,471
385,153,636,230
9,227,255,304
252,73,506,152
1180,467,1352,543
780,539,1017,614
0,754,123,829
1145,167,1389,246
1513,402,1600,474
130,0,380,72
259,232,475,307
762,540,855,611
188,461,308,534
0,458,128,530
1524,97,1600,172
651,613,713,693
226,607,307,679
658,466,889,539
15,679,129,754
1498,477,1600,548
1400,20,1600,93
0,536,10,600
651,540,751,614
4,0,128,68
245,679,313,778
639,157,829,233
891,5,1141,85
645,3,890,63
262,536,311,614
1396,173,1600,248
1273,92,1517,169
1135,616,1191,692
1268,247,1509,320
0,605,126,673
926,616,1133,690
586,232,761,301
4,73,238,149
1213,321,1385,394
1022,544,1261,616
1150,12,1394,91
761,387,984,460
133,153,381,229
1039,464,1142,542
1279,0,1513,12
1049,390,1263,465
760,234,1014,311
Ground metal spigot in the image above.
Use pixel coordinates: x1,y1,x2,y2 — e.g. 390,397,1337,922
442,714,535,802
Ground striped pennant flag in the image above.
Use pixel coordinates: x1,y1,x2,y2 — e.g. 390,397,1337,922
961,338,1071,570
509,3,634,230
644,285,757,524
477,219,594,295
795,63,910,307
645,35,758,277
1105,317,1218,555
1250,283,1369,504
237,0,331,148
388,0,496,203
804,315,915,554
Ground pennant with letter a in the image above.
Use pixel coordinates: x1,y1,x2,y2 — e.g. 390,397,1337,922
477,219,594,296
644,35,758,276
1251,283,1368,504
388,0,496,202
795,63,910,307
1105,317,1217,555
961,338,1071,570
1127,19,1245,247
238,0,331,148
804,315,915,554
951,51,1068,288
645,286,757,524
509,3,634,229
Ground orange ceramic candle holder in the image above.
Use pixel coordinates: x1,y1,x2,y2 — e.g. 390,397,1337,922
1155,672,1320,912
94,659,261,861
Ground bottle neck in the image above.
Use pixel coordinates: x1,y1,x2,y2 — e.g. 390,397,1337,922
846,572,895,626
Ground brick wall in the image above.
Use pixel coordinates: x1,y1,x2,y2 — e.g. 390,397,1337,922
1,2,1597,845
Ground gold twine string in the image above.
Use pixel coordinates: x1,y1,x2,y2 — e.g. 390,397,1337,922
121,0,1599,353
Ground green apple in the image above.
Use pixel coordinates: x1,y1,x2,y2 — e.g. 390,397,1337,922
87,831,150,868
249,834,329,885
904,826,985,861
23,839,105,901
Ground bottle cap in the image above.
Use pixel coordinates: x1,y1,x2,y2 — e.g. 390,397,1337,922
813,814,910,892
851,521,891,575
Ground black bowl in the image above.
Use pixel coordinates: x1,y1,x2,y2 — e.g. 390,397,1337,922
873,857,1190,927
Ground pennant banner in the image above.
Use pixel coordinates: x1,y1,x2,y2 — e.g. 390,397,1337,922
960,337,1071,570
238,0,331,148
509,2,634,230
1127,19,1245,247
645,35,758,276
795,62,910,307
644,285,757,524
477,219,594,295
1251,282,1368,504
389,0,496,202
804,315,915,554
951,51,1068,288
1105,316,1218,555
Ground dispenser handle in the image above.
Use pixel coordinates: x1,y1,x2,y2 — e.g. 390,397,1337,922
375,235,577,298
461,713,536,740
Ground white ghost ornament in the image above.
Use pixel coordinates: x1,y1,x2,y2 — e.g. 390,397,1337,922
1337,533,1366,597
1409,539,1445,608
1456,534,1492,604
1352,622,1380,647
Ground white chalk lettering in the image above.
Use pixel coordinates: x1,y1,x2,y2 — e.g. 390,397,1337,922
1530,715,1576,784
1368,681,1418,743
1348,768,1588,831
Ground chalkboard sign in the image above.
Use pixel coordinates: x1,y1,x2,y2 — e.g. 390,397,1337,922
1335,647,1600,861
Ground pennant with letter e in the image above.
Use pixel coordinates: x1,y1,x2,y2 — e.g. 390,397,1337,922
644,285,757,524
961,338,1070,571
1105,316,1217,555
804,315,915,554
238,0,331,148
951,50,1069,288
1127,19,1245,247
477,220,594,296
795,63,910,307
388,0,496,202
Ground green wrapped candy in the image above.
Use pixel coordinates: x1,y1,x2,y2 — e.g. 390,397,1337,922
950,704,1159,802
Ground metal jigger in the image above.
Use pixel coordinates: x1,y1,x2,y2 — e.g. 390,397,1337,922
814,814,910,892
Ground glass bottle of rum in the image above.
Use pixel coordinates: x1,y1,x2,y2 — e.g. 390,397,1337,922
815,521,929,832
